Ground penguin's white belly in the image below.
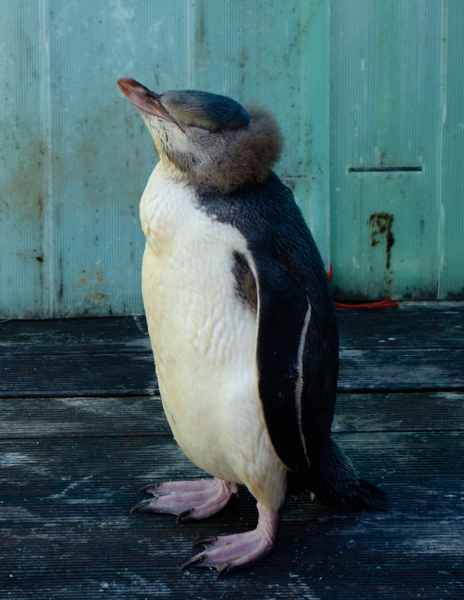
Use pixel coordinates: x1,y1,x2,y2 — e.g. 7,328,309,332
140,165,286,510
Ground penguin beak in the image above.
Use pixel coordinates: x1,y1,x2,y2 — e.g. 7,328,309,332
117,78,177,125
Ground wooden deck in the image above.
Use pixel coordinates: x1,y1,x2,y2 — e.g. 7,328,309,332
1,304,463,599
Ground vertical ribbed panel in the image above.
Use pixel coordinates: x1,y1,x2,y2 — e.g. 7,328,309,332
440,1,464,299
49,0,191,317
188,0,331,266
3,1,463,315
0,1,49,317
0,0,330,318
330,1,445,300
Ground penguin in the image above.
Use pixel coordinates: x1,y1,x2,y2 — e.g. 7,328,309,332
117,78,387,577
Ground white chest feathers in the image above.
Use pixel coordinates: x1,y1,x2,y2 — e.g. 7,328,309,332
140,163,255,366
139,163,287,511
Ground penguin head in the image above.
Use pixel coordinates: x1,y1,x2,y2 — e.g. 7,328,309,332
117,78,283,194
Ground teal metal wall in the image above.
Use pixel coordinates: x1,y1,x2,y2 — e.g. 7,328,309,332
0,0,329,318
330,0,464,301
1,1,463,318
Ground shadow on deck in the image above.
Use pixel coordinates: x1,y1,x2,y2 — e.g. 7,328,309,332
1,303,463,599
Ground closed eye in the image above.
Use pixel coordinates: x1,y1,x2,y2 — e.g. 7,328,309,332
191,124,209,132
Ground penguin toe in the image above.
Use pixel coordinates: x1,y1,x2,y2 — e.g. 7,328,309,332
180,526,276,577
130,478,238,521
180,504,280,577
130,498,155,514
138,482,161,494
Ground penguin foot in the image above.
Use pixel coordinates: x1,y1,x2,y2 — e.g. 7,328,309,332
180,504,280,578
131,478,238,522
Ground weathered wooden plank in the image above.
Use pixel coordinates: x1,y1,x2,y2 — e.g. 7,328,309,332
1,513,462,600
2,306,464,355
337,304,464,349
1,432,463,493
2,345,462,398
0,353,157,398
339,347,464,391
0,316,150,354
1,307,464,397
0,396,166,439
333,391,464,433
2,329,464,398
0,432,463,598
1,305,463,599
0,317,155,398
0,392,462,440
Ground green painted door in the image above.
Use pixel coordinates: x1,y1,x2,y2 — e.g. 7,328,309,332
330,0,464,301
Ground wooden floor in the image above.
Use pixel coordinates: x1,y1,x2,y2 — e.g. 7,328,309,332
1,304,464,599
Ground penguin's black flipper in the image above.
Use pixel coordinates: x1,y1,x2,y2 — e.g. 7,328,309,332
200,173,339,473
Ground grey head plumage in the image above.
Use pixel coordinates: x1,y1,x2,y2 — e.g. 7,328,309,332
117,78,283,194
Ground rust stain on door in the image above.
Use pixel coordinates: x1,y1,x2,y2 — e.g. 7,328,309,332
368,212,395,270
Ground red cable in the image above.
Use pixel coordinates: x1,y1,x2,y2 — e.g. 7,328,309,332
327,265,398,309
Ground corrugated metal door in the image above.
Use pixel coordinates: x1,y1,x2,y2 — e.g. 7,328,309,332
2,1,463,319
0,0,330,318
330,0,464,301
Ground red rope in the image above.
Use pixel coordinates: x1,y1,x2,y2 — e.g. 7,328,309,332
327,265,399,309
333,299,399,309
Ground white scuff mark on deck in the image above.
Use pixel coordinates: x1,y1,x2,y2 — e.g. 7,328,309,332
0,507,36,521
125,336,153,352
46,476,93,500
286,573,320,600
60,396,157,418
90,573,171,596
64,499,109,505
339,349,364,359
398,301,464,309
0,452,36,467
410,535,464,556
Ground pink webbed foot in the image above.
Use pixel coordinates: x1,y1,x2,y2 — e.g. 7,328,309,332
181,504,280,578
131,478,238,523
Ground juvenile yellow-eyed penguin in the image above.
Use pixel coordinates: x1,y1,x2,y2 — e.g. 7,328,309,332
117,78,387,576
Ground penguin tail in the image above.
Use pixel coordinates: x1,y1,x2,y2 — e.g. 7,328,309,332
305,439,387,511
